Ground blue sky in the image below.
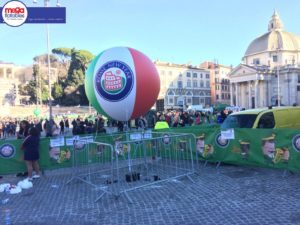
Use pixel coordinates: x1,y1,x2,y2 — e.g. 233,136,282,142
0,0,300,67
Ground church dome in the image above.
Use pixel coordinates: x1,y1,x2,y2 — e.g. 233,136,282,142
244,11,300,56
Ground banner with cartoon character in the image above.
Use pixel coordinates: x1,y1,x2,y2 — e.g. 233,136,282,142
49,136,71,164
164,127,300,171
0,128,300,175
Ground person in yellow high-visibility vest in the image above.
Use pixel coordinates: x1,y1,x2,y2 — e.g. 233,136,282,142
154,121,169,130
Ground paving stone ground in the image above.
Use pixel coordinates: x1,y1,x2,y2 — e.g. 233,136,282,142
1,163,300,225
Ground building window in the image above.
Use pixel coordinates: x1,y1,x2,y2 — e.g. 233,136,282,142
193,73,197,78
177,81,183,88
215,78,219,83
222,93,224,99
170,81,174,87
298,74,300,83
273,55,278,62
200,98,204,103
179,73,182,78
206,81,210,88
297,86,300,91
216,85,219,90
206,74,210,79
228,94,230,99
253,58,260,65
200,81,204,87
187,98,192,104
193,81,197,87
167,91,174,105
216,94,219,100
186,72,191,77
200,73,203,78
187,80,191,87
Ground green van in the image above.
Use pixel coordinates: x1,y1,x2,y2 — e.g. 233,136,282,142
221,106,300,129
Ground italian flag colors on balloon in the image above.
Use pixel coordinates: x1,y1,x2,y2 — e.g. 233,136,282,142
85,47,160,122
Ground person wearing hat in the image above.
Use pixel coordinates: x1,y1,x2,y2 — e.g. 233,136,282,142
261,134,276,160
203,144,214,158
196,134,205,155
239,140,250,159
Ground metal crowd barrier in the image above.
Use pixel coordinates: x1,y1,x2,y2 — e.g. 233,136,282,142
66,131,197,203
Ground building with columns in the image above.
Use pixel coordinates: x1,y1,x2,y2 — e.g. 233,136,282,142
200,61,232,105
229,11,300,108
154,60,211,110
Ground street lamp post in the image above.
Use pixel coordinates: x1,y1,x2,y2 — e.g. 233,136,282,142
46,14,52,119
277,48,280,107
277,63,280,107
33,0,61,119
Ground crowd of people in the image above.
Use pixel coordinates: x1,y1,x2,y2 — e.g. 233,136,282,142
0,108,233,140
154,108,233,127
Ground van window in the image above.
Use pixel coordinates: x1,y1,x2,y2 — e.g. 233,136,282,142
221,114,257,129
257,112,275,128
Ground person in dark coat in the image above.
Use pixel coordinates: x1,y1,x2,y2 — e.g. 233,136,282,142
17,120,30,139
21,127,41,180
59,119,65,135
65,118,70,133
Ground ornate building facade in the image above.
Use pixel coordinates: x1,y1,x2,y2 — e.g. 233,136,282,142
0,62,20,105
229,11,300,108
200,62,232,105
154,60,211,110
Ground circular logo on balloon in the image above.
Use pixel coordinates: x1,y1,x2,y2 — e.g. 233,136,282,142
292,134,300,152
215,133,230,148
0,144,16,159
95,60,134,102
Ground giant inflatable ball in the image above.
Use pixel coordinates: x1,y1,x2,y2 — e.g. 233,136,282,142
85,47,160,121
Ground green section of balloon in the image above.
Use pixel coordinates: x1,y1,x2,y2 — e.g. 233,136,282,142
85,53,109,117
33,108,40,117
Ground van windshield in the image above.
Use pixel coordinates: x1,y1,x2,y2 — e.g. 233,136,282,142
221,114,258,129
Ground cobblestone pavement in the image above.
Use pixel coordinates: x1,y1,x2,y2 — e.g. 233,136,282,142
1,163,300,225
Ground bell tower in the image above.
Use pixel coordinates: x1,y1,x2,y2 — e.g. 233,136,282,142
268,10,284,31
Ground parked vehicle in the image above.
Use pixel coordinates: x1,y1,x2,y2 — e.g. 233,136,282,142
221,106,300,129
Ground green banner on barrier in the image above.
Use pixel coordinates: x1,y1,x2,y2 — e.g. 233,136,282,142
0,127,299,175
